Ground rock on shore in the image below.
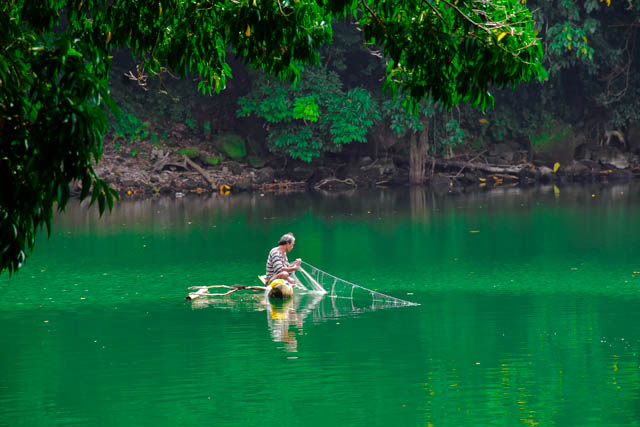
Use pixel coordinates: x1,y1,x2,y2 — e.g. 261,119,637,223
88,142,640,198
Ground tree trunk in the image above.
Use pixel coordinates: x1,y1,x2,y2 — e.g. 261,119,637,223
409,122,430,185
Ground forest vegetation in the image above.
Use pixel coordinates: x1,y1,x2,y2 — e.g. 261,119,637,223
2,1,640,273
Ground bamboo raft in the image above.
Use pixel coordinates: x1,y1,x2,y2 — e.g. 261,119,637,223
185,285,266,301
185,279,296,301
185,262,418,307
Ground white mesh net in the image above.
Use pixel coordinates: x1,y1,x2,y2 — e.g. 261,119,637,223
291,261,419,309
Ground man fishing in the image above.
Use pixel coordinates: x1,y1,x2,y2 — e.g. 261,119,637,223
265,233,301,286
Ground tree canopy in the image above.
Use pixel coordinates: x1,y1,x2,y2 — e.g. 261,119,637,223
238,67,380,161
0,0,545,274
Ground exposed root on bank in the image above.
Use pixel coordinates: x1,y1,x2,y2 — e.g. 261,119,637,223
313,177,357,191
183,156,216,188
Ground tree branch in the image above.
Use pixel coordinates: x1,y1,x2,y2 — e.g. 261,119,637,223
360,0,387,30
437,0,491,34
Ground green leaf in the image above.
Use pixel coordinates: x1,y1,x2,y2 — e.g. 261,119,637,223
68,47,83,57
80,175,91,200
98,193,105,214
293,96,319,121
106,190,114,211
90,181,100,206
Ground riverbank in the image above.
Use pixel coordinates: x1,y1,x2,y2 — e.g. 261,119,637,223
90,140,640,198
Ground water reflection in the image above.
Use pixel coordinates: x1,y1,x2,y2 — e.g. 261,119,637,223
189,292,320,352
409,186,430,224
189,291,416,352
265,294,322,352
3,183,640,425
55,182,640,233
405,182,640,223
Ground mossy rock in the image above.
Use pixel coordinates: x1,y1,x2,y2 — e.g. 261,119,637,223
177,147,199,159
207,156,221,166
530,121,575,166
214,134,246,160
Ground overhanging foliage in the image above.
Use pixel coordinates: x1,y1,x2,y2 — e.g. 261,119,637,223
1,0,545,274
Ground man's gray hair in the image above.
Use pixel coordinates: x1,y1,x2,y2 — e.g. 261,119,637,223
278,233,295,245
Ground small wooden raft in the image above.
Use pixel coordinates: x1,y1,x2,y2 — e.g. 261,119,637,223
186,281,296,301
186,285,266,301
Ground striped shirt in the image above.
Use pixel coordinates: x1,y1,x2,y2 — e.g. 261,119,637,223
265,247,289,282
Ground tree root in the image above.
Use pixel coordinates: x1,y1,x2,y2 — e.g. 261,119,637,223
313,177,357,190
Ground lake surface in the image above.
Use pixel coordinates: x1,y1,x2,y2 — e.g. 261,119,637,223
1,184,640,426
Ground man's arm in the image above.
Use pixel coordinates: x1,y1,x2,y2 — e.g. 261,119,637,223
278,258,301,280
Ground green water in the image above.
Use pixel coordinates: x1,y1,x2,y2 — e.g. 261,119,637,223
1,184,640,426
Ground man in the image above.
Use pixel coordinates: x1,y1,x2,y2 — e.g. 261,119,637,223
266,233,302,285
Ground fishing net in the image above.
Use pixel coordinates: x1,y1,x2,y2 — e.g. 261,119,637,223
292,261,419,309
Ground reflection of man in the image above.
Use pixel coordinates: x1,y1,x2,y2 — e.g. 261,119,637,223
265,233,301,285
264,292,324,354
267,299,298,352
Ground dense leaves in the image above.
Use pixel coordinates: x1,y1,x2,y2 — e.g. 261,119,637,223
1,0,545,273
1,0,334,274
464,0,640,146
530,0,640,126
238,68,380,161
0,4,117,274
354,0,547,109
